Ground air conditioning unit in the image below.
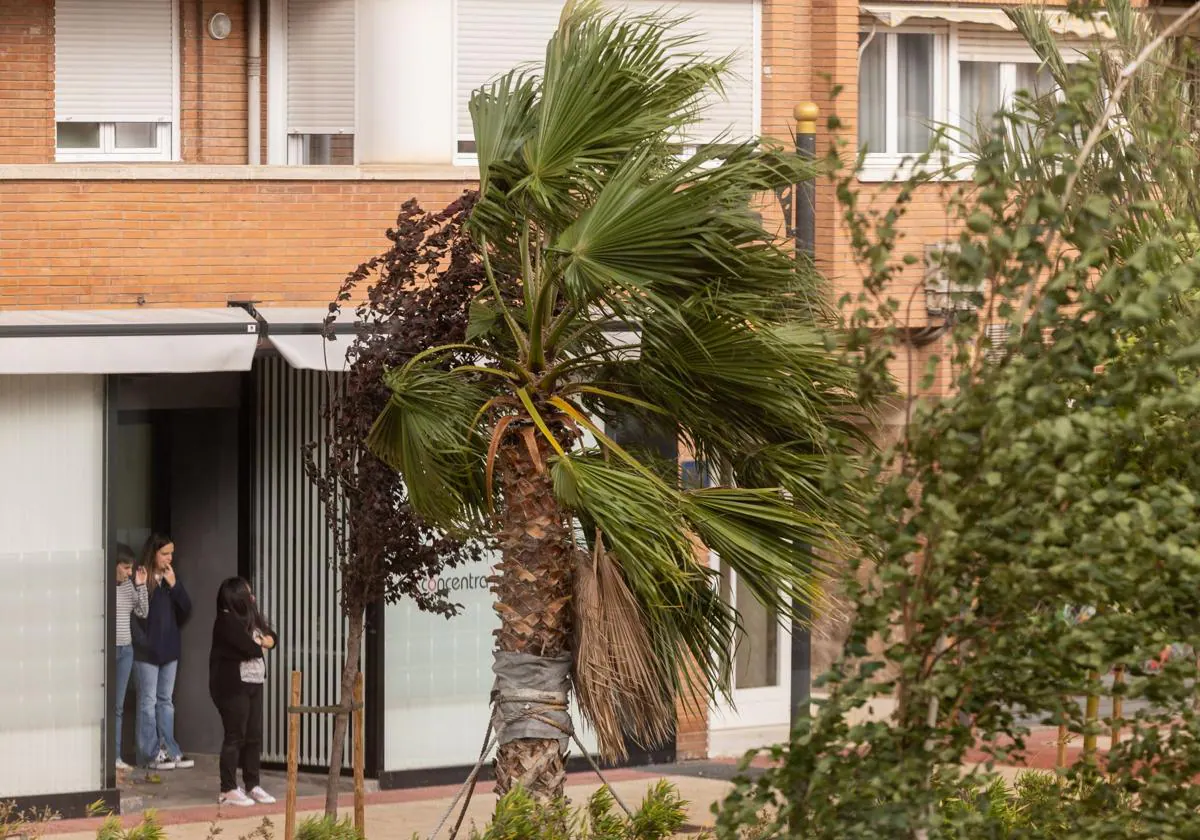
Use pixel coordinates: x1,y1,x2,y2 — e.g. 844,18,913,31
984,322,1011,363
924,243,980,316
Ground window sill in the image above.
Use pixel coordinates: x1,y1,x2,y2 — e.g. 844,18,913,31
0,163,481,181
857,155,973,184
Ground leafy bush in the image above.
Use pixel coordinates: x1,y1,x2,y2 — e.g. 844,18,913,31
466,781,688,840
295,816,362,840
95,811,166,840
715,1,1200,837
0,801,55,840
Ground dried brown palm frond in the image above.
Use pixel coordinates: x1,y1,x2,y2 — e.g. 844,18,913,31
571,536,675,762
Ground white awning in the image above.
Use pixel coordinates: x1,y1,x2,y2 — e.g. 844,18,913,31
860,4,1114,39
0,308,259,374
258,307,354,372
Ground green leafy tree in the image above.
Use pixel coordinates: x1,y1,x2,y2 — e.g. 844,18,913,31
715,2,1200,837
366,0,868,801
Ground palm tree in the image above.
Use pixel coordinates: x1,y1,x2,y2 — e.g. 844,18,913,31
367,0,868,801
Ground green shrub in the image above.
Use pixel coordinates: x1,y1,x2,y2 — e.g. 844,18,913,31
295,816,361,840
466,781,688,840
0,801,56,840
95,811,166,840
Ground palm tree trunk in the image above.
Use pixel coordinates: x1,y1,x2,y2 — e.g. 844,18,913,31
325,606,364,817
491,425,576,801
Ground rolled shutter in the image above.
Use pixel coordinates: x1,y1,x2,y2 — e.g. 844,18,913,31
455,0,758,146
958,26,1088,65
454,0,563,143
54,0,175,123
624,0,758,143
287,0,356,135
958,28,1040,64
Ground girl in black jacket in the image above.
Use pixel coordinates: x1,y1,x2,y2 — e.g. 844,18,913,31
210,577,278,807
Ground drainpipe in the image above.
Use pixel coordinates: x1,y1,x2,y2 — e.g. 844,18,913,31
247,0,262,165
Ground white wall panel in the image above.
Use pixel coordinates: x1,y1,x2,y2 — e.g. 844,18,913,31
0,375,105,796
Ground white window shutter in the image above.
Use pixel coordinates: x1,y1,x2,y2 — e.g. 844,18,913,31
55,0,174,123
957,28,1040,64
455,0,563,142
287,0,356,135
623,0,758,143
455,0,758,146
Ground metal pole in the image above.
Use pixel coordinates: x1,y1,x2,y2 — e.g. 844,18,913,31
790,103,818,729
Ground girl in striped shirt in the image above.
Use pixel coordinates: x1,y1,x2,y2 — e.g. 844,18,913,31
115,544,148,771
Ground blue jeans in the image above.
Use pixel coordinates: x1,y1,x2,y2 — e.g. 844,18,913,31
133,659,183,765
115,645,134,762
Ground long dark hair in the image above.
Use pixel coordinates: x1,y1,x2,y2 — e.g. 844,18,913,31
141,533,173,596
217,576,268,636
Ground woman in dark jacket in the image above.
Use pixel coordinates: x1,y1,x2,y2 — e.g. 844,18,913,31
132,534,193,771
210,576,278,807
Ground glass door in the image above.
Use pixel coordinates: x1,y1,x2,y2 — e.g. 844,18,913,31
708,552,791,749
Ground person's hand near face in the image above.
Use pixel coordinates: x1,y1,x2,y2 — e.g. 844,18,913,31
135,567,148,586
163,564,176,588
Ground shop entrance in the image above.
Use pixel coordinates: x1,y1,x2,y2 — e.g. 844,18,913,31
111,373,243,767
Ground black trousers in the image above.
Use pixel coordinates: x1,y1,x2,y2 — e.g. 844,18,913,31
214,683,263,793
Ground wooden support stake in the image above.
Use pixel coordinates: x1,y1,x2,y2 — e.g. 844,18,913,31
354,672,366,836
1083,671,1100,761
286,671,302,840
1112,665,1125,747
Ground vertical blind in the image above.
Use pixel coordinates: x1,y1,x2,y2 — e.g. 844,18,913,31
0,376,105,796
54,0,175,122
253,358,354,768
287,0,356,135
455,0,758,146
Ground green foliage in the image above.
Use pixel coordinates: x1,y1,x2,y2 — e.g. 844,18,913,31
294,816,362,840
0,801,55,840
716,1,1200,837
96,812,166,840
466,782,688,840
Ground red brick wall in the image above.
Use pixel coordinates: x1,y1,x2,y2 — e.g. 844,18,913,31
181,0,251,164
0,0,54,163
0,179,475,309
0,0,259,164
676,690,709,761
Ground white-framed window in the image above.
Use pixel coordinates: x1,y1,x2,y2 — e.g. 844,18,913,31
954,29,1059,148
857,24,1076,181
269,0,357,165
453,0,761,165
54,0,179,163
857,27,947,177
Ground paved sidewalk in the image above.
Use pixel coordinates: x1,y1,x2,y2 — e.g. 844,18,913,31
45,769,734,840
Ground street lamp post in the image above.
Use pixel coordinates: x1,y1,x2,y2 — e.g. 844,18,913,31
791,102,819,729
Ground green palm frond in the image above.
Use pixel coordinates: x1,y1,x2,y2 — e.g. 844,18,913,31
468,3,727,246
681,487,831,617
551,455,737,705
366,362,489,529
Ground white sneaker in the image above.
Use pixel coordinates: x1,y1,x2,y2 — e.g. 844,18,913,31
115,758,133,771
219,789,256,808
149,758,176,771
171,755,195,769
248,786,276,804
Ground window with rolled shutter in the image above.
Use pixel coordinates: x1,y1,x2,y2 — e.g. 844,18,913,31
454,0,759,155
286,0,356,164
54,0,176,161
